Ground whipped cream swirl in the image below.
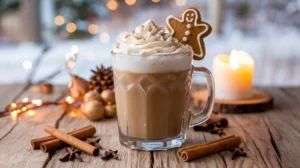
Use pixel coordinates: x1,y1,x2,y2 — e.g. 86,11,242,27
113,20,191,56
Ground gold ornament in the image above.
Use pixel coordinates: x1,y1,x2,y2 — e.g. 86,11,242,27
84,91,102,102
104,105,117,118
81,100,105,121
101,89,115,104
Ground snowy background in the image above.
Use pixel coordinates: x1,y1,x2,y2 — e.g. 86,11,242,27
0,0,300,86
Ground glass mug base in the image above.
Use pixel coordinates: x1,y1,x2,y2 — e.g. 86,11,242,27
119,131,186,151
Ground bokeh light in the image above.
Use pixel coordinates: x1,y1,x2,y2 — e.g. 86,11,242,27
65,96,75,104
66,22,77,33
11,103,17,108
67,61,76,69
175,0,186,6
152,0,160,3
22,97,29,103
88,24,99,34
125,0,136,6
32,99,42,106
65,52,75,61
28,110,35,116
22,60,32,70
71,45,79,54
106,0,119,11
54,15,65,26
100,32,110,44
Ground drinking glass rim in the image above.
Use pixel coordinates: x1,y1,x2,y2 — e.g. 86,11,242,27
111,50,192,57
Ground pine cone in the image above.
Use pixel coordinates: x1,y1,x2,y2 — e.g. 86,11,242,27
89,65,114,93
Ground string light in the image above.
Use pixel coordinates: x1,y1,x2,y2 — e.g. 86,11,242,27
22,97,29,103
88,24,99,34
125,0,136,5
11,103,17,108
66,22,77,33
54,15,65,26
22,60,32,70
100,32,110,44
106,0,118,11
11,111,18,115
11,110,18,120
152,0,160,3
69,111,77,117
71,45,79,54
65,96,75,104
32,100,42,106
28,110,35,116
2,97,75,118
175,0,186,6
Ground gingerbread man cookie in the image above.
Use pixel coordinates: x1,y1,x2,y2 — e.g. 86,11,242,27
166,7,212,60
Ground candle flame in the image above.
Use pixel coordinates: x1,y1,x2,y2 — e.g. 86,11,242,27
32,99,42,106
229,50,239,70
65,96,74,104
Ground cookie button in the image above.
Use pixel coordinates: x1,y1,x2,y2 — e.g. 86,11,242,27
182,37,188,42
185,31,191,36
187,24,192,29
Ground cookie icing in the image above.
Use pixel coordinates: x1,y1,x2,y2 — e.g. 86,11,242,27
112,19,191,56
166,8,211,59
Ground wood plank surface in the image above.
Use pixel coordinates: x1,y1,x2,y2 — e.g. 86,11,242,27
0,84,25,139
0,85,68,168
0,85,300,168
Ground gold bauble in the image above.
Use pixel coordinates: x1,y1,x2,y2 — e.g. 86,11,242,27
84,91,102,102
104,105,117,118
81,100,105,121
100,89,115,104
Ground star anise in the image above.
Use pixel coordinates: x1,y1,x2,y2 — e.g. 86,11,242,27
86,138,102,149
229,147,247,160
209,128,225,136
59,147,82,162
101,149,118,161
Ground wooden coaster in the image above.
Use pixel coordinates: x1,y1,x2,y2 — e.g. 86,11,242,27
192,89,273,113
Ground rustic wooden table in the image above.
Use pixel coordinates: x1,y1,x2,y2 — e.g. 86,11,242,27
0,84,299,168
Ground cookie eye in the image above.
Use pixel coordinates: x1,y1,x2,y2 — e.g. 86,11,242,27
191,13,195,17
187,14,190,16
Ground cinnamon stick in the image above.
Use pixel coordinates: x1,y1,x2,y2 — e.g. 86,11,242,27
31,125,95,150
40,125,96,152
44,125,99,156
178,135,241,162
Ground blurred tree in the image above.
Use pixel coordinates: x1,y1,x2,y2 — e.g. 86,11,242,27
0,0,20,14
54,0,100,39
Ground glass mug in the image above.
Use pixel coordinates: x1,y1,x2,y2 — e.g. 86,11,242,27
112,51,214,151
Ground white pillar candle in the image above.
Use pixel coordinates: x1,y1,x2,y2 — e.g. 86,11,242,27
213,50,254,100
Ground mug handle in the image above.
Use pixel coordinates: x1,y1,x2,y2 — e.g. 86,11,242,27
189,66,215,127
